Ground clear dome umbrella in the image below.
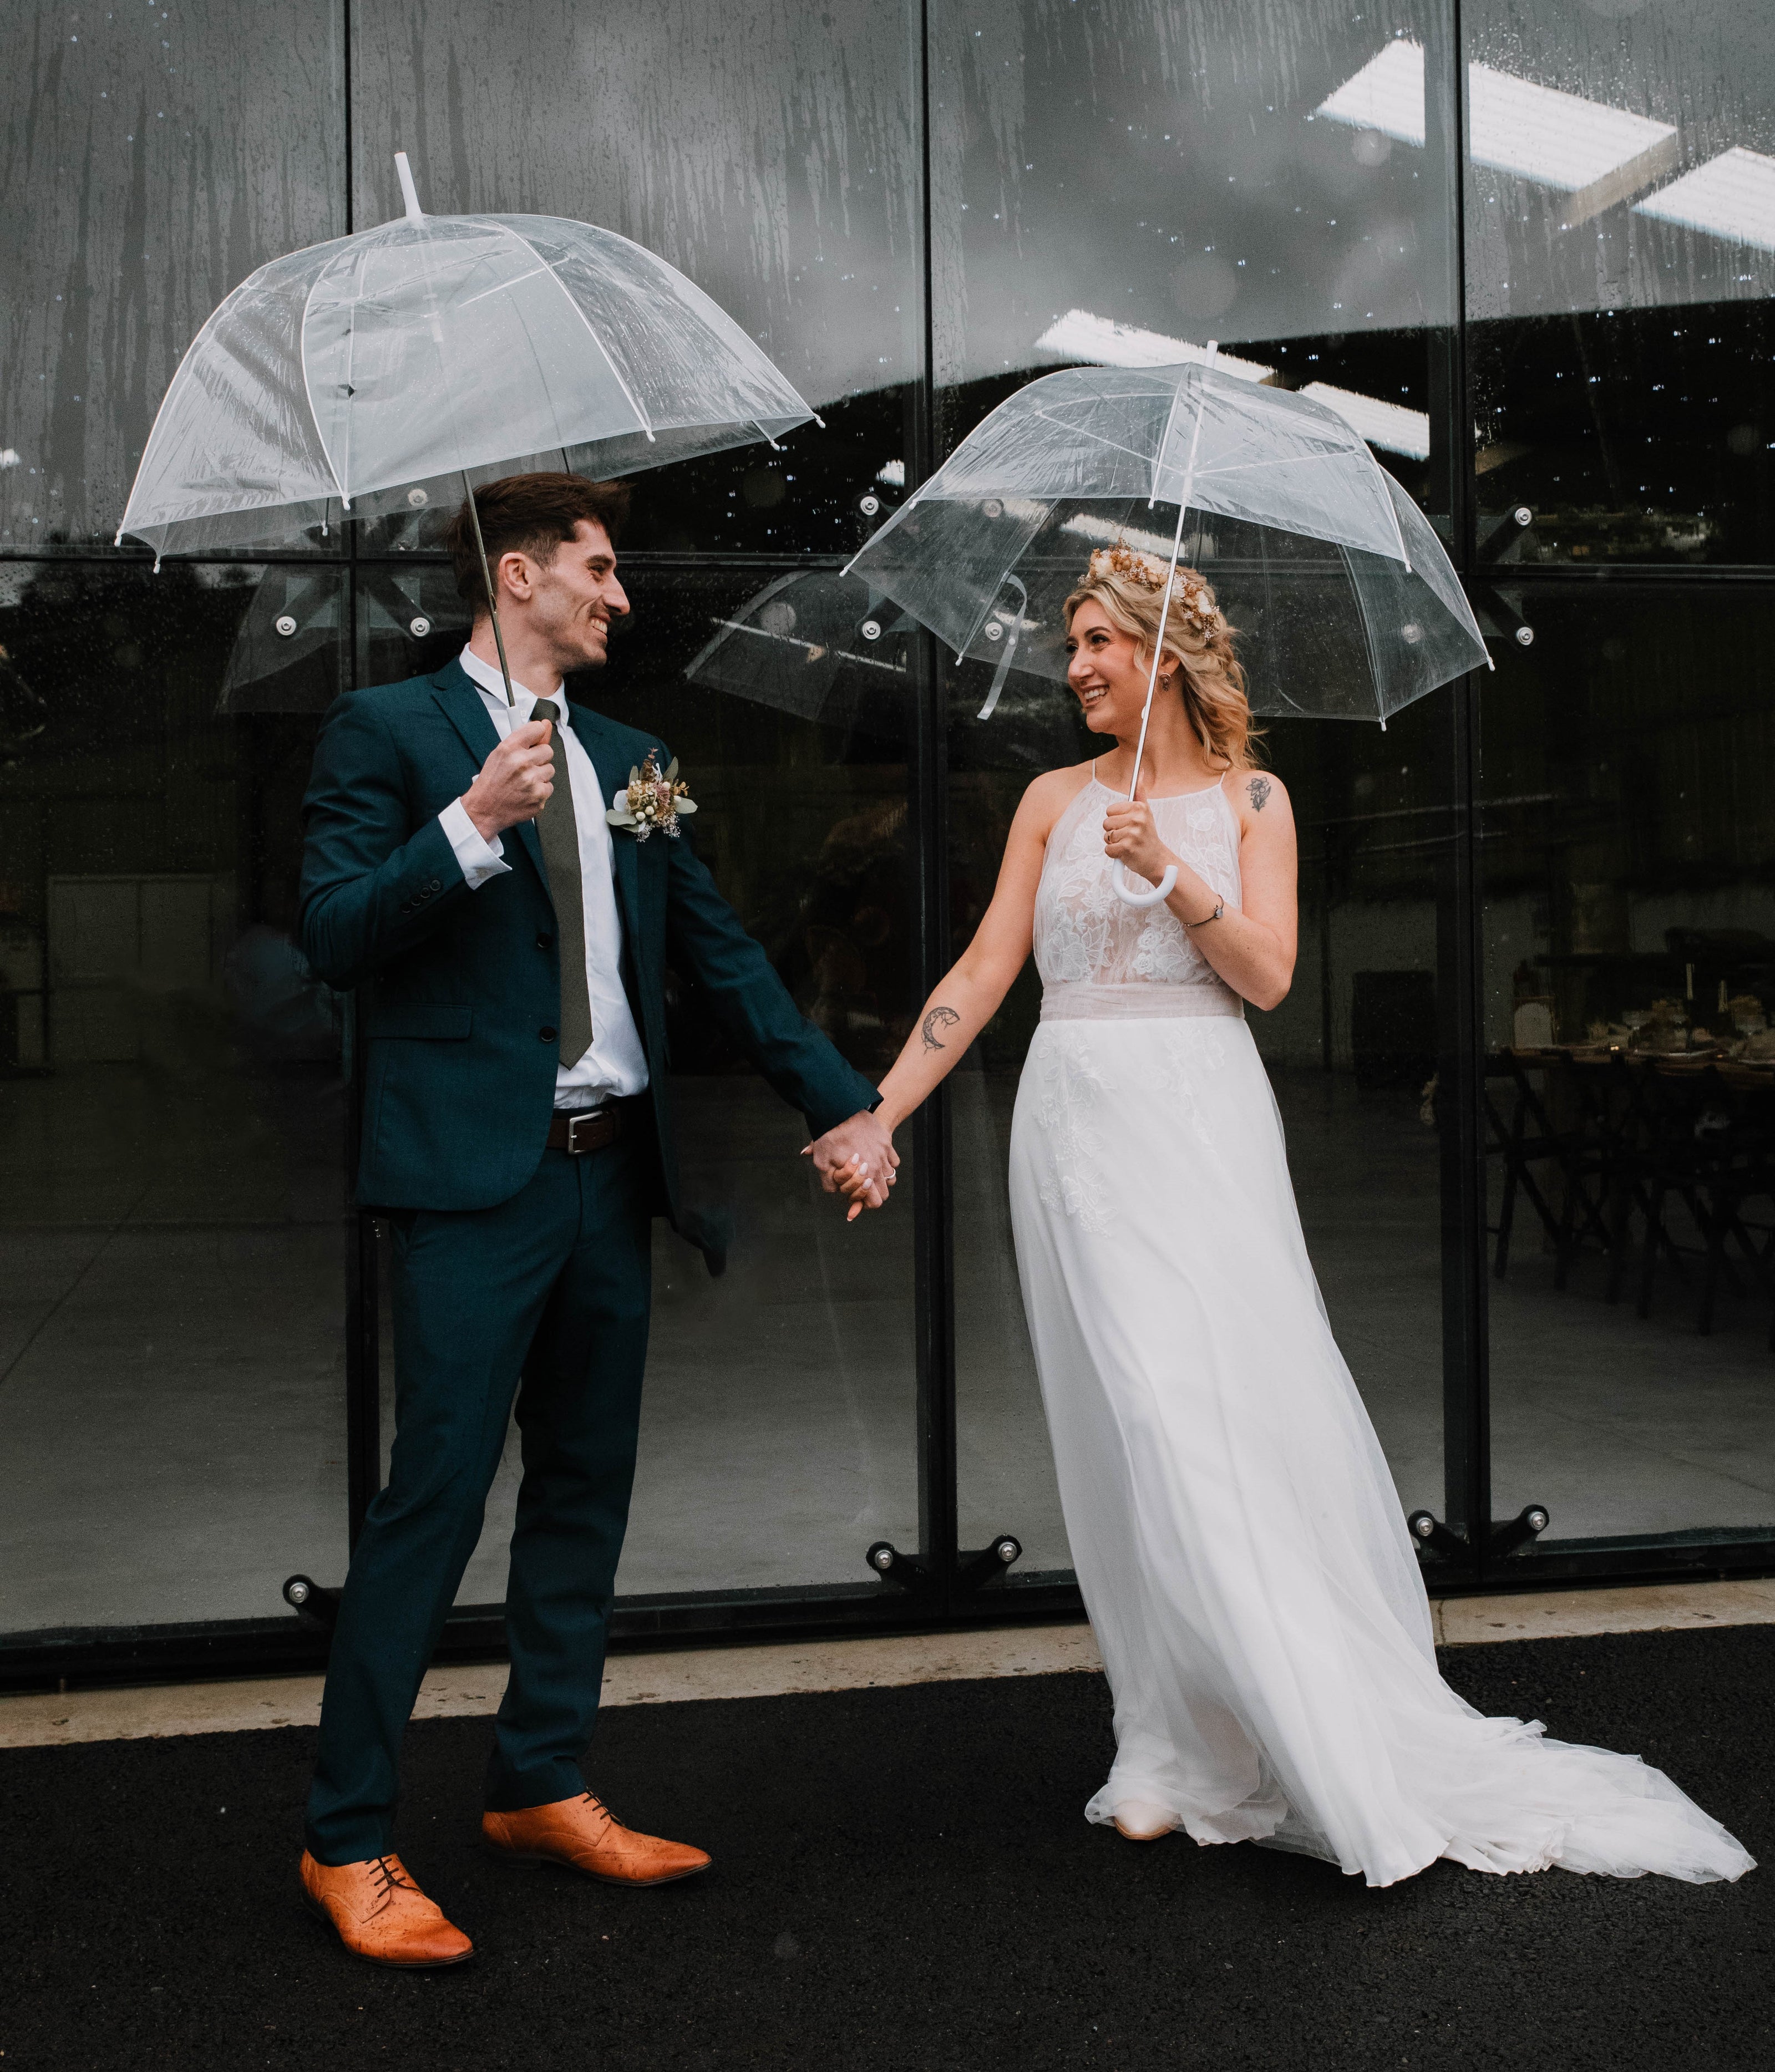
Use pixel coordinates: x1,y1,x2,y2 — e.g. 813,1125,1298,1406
843,347,1488,905
116,153,817,700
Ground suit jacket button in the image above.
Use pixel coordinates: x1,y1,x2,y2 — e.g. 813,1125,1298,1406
539,1025,557,1043
536,932,554,949
428,878,442,891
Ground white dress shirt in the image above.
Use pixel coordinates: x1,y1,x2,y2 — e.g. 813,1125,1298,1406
437,645,650,1109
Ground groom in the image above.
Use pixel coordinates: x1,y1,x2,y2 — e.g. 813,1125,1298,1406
295,472,896,1965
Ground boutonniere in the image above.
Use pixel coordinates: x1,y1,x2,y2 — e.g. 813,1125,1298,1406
606,750,697,842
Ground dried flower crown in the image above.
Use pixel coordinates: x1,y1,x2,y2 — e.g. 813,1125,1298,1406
1087,543,1224,638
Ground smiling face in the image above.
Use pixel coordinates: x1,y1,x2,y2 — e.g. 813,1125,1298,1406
1064,598,1173,736
506,519,631,675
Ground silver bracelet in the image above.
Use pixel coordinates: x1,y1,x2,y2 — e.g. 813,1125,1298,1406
1184,898,1224,930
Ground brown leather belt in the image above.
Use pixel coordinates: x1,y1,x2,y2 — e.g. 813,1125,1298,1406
546,1105,624,1156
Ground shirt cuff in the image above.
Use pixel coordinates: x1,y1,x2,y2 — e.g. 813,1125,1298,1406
438,797,510,889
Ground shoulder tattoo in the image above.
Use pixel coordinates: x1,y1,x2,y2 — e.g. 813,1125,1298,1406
921,1004,961,1053
1246,776,1272,814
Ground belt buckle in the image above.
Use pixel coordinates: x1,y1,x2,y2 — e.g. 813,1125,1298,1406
564,1107,603,1156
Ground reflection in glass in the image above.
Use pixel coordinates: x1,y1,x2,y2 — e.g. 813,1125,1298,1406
1483,591,1775,1540
0,562,349,1631
930,0,1458,525
1463,0,1774,563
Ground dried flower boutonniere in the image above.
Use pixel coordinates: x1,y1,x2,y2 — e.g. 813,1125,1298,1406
606,750,697,841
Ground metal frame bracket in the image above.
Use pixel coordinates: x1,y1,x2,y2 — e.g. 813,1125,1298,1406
865,1535,1022,1602
282,1574,342,1631
1407,1505,1550,1565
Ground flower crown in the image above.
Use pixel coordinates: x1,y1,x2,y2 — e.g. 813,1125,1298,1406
1087,543,1224,638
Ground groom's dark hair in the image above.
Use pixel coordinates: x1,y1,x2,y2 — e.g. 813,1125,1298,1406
445,472,632,611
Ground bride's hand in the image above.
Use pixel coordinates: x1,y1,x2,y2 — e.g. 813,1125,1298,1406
1102,798,1176,887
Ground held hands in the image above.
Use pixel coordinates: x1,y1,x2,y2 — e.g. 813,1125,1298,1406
803,1108,900,1222
462,720,554,841
1102,796,1177,889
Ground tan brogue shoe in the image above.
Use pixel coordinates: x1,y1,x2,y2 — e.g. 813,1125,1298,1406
482,1791,711,1887
299,1850,475,1967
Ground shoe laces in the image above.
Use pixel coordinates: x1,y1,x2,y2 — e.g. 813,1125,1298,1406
367,1854,419,1914
578,1791,619,1834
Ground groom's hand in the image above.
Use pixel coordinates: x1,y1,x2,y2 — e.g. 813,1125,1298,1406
803,1109,899,1221
462,720,554,840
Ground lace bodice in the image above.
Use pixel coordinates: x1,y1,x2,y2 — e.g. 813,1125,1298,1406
1034,773,1244,1019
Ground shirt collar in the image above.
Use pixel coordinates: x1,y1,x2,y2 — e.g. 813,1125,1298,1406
458,642,567,721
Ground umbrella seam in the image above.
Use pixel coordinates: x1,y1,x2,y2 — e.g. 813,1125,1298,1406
494,221,655,444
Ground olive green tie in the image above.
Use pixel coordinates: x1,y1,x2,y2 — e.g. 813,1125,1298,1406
531,697,594,1070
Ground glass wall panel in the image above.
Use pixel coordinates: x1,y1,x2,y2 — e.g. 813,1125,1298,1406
350,565,921,1604
0,562,351,1631
933,0,1462,1565
0,2,346,551
349,1,922,559
345,0,927,1597
1482,587,1775,1541
1465,0,1775,565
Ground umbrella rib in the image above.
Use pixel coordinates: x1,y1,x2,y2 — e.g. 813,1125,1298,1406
1188,446,1363,477
458,263,552,309
298,259,354,511
707,621,907,676
1148,364,1192,510
709,617,825,656
495,221,655,444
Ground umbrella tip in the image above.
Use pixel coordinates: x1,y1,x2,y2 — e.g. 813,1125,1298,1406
394,151,424,224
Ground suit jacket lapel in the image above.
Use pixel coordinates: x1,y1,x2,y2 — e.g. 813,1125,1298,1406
429,658,546,885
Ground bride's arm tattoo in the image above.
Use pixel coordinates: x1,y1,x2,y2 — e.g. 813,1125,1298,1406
921,1004,961,1052
1246,776,1272,813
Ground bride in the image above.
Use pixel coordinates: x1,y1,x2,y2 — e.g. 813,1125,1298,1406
843,543,1752,1887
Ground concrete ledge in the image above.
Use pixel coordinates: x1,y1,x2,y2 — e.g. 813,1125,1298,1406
3,1579,1771,1752
0,1623,1107,1751
1433,1576,1775,1646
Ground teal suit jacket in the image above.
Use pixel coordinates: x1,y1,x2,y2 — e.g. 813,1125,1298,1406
298,657,880,1257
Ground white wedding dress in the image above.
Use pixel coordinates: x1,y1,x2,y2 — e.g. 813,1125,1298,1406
1007,768,1753,1887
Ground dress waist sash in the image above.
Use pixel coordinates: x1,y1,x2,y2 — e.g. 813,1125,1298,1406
1039,982,1245,1022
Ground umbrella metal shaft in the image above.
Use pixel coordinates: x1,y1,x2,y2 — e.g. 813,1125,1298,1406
1127,341,1216,805
462,471,516,707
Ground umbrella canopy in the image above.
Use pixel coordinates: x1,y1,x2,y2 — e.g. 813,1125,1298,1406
117,156,815,560
842,358,1487,729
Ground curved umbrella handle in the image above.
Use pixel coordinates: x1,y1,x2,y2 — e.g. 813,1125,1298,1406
1112,861,1177,907
975,575,1028,720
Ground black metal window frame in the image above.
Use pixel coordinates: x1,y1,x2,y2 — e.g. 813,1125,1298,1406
6,0,1774,1697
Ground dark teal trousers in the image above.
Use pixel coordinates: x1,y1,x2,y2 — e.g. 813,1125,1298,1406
305,1135,652,1865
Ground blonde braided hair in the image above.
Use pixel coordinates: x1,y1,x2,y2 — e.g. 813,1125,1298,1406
1064,545,1261,771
